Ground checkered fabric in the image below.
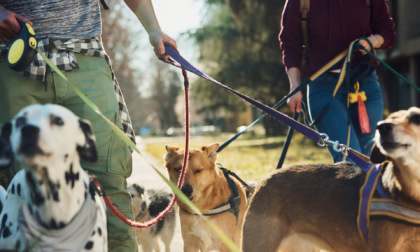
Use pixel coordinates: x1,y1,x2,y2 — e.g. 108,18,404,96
0,37,136,144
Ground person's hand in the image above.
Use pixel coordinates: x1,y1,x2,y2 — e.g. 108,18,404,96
0,6,32,41
358,35,384,55
287,91,303,113
148,30,177,60
357,39,372,55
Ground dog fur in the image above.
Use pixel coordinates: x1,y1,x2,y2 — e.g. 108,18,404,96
164,142,247,252
242,107,420,252
127,183,176,252
0,104,107,251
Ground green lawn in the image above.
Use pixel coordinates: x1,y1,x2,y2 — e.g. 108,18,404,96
143,133,333,182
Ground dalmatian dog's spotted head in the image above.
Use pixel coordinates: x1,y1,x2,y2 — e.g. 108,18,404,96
0,104,97,171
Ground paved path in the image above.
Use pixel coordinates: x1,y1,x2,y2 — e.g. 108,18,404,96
127,137,183,252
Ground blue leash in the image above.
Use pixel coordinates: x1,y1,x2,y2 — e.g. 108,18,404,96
162,44,372,168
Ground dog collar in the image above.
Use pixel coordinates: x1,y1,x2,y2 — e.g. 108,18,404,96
358,162,420,244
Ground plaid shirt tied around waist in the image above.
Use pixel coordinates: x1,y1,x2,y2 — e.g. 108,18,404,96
0,36,136,144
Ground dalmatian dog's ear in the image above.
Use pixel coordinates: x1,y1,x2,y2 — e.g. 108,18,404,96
0,122,14,170
77,119,98,162
370,143,386,164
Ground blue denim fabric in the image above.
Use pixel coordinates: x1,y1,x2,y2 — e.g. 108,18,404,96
307,70,383,162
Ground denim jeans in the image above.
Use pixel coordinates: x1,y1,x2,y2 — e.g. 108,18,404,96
307,70,383,162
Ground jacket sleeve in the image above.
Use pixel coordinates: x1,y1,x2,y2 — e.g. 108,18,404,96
279,0,304,72
371,0,396,49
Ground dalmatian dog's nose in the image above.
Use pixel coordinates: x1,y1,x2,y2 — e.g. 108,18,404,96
21,125,40,138
19,125,42,156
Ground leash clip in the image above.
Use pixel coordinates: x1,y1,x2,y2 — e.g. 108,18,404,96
317,133,329,147
317,133,349,155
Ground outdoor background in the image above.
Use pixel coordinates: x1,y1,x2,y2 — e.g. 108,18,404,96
100,0,420,169
0,0,418,193
102,0,420,140
0,0,418,251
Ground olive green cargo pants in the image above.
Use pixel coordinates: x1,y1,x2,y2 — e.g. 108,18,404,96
0,54,138,252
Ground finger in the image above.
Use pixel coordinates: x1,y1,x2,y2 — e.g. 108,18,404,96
295,103,302,113
16,15,33,26
7,17,21,34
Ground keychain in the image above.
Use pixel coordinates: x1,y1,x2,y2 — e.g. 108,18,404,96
349,82,370,133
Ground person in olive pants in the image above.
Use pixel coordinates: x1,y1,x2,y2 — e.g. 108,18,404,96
0,1,177,251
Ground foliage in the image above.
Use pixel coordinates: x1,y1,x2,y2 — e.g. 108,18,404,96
149,61,182,130
100,2,146,130
100,3,183,133
187,0,291,135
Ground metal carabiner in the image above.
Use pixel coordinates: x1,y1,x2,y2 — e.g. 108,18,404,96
317,133,329,147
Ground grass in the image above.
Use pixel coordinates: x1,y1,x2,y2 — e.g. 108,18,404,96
143,132,333,182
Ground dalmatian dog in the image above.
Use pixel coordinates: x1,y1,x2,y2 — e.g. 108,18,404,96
0,104,108,251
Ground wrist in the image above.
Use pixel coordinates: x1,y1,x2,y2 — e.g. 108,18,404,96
368,35,384,49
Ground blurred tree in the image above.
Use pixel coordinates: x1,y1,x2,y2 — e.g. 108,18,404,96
187,0,290,135
149,59,182,131
100,2,147,132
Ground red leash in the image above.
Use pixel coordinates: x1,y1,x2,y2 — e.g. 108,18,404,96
92,43,190,228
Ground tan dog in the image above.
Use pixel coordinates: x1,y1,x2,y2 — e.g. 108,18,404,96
242,107,420,252
164,143,247,252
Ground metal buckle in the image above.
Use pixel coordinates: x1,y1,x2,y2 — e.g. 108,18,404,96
317,133,349,156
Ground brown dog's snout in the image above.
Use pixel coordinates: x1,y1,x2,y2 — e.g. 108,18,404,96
181,184,193,198
377,122,393,137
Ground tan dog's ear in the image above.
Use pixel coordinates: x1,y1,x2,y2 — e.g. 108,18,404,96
370,143,386,164
164,144,180,161
201,143,220,163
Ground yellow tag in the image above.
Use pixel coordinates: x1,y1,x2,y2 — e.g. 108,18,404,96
348,82,367,103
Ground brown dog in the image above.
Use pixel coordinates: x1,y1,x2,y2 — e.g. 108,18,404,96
242,107,420,252
164,143,247,252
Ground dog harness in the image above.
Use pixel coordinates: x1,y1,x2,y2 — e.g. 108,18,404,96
202,167,241,224
358,161,420,243
18,182,103,251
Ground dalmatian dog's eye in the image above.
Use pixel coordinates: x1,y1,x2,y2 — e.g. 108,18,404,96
409,113,420,125
15,116,26,127
50,115,64,126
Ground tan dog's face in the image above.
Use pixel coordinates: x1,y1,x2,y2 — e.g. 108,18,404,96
163,143,220,210
374,107,420,168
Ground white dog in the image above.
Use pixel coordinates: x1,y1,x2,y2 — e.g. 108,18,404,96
0,104,107,251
